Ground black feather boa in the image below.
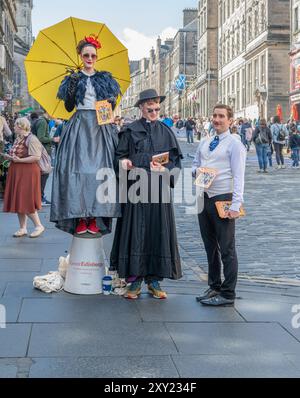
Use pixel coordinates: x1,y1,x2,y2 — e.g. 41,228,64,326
57,71,121,106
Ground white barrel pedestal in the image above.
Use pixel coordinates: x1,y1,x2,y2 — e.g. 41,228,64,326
64,236,106,295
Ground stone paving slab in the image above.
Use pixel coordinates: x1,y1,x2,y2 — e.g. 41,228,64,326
28,323,178,357
0,298,23,322
235,291,300,304
285,354,300,373
0,364,18,378
277,322,300,342
0,272,40,283
0,243,69,259
171,354,300,378
0,282,6,298
234,299,299,323
0,324,31,358
4,235,71,245
0,358,33,378
136,295,244,323
165,323,300,355
29,356,179,378
18,297,141,323
0,259,42,272
3,282,52,299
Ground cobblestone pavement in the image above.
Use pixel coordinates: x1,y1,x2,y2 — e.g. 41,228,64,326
175,138,300,285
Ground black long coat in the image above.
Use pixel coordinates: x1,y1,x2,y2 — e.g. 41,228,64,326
110,118,183,280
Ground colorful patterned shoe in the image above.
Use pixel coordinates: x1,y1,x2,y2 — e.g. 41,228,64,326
147,281,167,299
124,280,142,300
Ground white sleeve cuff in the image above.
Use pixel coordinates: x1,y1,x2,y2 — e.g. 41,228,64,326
230,202,241,212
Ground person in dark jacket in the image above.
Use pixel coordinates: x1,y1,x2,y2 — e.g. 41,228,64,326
30,110,54,205
50,35,122,236
186,117,196,144
252,119,272,173
110,89,183,300
289,127,300,168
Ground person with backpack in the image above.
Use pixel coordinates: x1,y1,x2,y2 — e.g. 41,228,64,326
289,125,300,168
30,110,55,205
240,119,252,151
252,119,272,173
186,117,196,144
3,118,45,238
271,115,288,169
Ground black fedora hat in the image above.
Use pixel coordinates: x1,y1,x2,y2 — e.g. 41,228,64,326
134,89,166,108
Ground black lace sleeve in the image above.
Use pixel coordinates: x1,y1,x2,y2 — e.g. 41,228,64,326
65,74,79,112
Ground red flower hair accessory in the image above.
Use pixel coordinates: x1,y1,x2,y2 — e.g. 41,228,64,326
85,35,102,49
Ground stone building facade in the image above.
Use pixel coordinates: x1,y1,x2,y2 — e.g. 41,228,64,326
164,8,198,118
121,1,291,121
120,8,198,119
218,0,290,121
13,0,34,112
0,0,17,112
190,0,219,118
121,60,149,118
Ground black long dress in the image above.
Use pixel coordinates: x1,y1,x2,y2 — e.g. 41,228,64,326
110,118,183,280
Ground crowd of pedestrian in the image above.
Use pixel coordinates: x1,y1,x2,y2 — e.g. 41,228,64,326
151,112,300,173
1,101,300,247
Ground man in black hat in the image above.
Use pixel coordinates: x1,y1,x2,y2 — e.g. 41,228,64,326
110,89,183,300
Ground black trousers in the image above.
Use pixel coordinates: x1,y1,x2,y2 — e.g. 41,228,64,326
274,143,285,166
198,193,238,300
41,173,49,199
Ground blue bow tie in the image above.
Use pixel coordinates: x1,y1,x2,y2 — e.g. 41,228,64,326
209,136,220,152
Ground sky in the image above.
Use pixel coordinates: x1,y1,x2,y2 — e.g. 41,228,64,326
32,0,197,60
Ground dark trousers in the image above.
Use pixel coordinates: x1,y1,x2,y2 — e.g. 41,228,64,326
186,130,194,143
198,193,238,300
274,143,284,166
41,173,49,199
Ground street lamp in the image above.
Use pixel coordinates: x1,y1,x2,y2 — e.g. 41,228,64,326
207,60,212,118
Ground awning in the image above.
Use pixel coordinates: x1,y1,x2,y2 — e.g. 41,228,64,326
18,107,34,115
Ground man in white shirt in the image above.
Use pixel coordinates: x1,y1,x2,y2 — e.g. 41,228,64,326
192,104,246,306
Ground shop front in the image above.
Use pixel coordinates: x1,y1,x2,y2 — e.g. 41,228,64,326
290,49,300,121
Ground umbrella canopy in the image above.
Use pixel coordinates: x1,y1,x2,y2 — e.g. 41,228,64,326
25,17,130,120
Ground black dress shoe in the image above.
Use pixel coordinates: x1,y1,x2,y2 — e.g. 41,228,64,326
200,295,235,307
196,288,220,302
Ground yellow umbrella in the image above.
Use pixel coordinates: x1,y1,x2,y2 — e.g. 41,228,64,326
25,17,131,120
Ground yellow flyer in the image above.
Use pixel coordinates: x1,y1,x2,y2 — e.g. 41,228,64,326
95,100,114,125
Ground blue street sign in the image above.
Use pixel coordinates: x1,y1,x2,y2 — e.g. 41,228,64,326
175,74,186,91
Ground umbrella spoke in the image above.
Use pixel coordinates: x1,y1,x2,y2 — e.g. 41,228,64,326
25,60,74,69
112,76,131,84
96,24,105,40
70,17,80,66
52,99,63,117
97,49,127,63
41,31,78,66
30,72,67,93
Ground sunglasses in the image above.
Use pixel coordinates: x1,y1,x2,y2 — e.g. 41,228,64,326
82,53,97,60
147,108,160,113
